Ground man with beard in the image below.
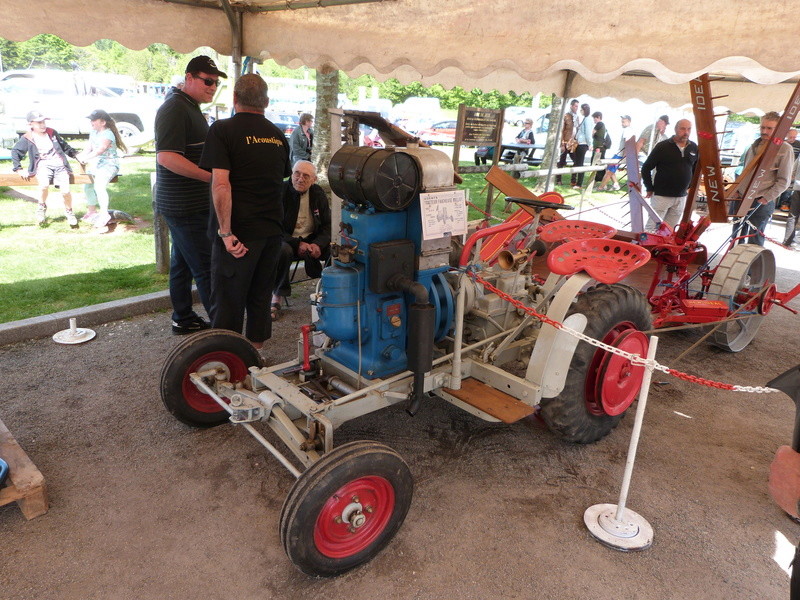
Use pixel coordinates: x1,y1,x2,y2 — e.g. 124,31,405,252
640,119,698,232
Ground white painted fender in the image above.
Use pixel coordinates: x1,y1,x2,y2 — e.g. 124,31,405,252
526,272,591,398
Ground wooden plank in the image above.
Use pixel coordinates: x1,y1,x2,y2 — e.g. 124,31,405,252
689,74,729,223
442,377,535,424
0,417,49,519
0,173,118,186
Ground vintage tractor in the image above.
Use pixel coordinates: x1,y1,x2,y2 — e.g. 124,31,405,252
160,143,653,576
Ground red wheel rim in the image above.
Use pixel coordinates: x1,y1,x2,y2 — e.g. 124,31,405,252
181,351,249,413
595,330,648,416
585,322,644,416
758,283,778,315
314,476,395,558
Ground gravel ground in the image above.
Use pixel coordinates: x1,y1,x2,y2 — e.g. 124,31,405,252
1,252,800,599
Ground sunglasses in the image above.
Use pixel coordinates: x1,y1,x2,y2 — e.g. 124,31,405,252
193,74,220,87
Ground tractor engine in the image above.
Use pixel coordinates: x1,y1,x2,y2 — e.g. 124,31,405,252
319,145,457,381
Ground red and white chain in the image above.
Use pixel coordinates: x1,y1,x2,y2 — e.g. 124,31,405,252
468,270,780,394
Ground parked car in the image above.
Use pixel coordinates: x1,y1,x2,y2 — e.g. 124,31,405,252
266,111,299,138
416,120,457,144
0,69,160,153
504,106,536,126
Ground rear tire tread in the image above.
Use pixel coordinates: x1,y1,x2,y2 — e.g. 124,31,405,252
539,283,651,444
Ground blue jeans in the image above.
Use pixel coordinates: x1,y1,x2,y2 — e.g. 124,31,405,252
732,199,774,246
163,212,212,324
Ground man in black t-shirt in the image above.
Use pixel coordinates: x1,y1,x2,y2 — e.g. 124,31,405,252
200,74,291,348
155,55,226,334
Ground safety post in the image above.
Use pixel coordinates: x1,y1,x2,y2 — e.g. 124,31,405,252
583,336,659,551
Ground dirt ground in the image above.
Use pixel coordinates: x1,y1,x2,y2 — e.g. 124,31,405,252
2,246,800,599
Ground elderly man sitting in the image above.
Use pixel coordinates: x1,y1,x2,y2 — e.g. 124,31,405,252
271,160,331,319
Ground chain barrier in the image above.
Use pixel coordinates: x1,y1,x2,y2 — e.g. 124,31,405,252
743,217,795,250
467,270,780,395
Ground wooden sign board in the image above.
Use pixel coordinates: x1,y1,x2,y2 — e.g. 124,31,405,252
459,106,503,146
452,105,504,174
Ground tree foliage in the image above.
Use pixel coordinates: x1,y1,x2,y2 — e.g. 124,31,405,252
0,35,194,83
339,71,537,111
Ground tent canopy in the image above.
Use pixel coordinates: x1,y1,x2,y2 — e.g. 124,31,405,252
3,0,799,111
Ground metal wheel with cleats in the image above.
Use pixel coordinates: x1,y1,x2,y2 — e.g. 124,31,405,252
706,244,775,352
160,329,262,427
280,441,413,577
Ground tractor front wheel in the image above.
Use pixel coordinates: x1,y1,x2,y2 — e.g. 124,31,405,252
280,441,413,577
160,329,262,427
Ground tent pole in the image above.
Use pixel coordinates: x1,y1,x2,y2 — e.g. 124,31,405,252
544,70,575,192
220,0,243,82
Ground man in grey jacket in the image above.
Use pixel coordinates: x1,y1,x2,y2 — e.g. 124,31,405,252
732,111,794,246
783,154,800,247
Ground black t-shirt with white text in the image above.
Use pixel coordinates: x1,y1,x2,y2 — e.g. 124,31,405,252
200,112,291,242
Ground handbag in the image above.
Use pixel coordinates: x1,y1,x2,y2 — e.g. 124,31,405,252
566,139,578,153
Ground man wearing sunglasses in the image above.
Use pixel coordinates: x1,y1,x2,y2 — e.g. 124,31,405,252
154,55,226,335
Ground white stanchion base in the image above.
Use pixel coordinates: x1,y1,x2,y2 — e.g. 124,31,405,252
52,327,96,344
584,503,653,551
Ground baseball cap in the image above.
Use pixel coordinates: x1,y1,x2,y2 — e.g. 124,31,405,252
87,109,112,121
185,55,227,78
659,114,670,124
27,110,47,122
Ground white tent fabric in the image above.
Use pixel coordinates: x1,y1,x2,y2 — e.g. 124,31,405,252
2,0,798,111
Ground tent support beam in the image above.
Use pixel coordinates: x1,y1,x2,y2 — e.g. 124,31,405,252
161,0,389,13
543,70,575,192
219,0,243,81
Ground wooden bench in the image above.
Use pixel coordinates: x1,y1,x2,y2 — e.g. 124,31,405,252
0,417,49,519
0,173,118,186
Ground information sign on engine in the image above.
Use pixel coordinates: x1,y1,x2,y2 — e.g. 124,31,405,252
419,190,468,240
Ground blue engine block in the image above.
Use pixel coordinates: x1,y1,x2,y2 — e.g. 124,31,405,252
316,205,453,379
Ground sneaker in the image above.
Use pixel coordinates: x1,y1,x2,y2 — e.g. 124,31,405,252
171,316,211,335
94,211,112,228
611,184,621,191
35,204,47,227
82,212,98,223
64,209,78,228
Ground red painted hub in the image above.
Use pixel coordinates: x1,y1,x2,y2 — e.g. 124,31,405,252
314,476,395,558
585,323,648,417
758,283,778,315
181,351,249,413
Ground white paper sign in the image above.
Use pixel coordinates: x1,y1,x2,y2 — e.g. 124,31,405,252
419,190,468,240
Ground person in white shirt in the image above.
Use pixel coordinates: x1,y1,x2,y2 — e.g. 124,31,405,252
598,115,633,192
573,103,592,188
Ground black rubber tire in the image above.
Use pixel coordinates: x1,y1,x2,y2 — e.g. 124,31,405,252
539,284,652,444
160,329,262,427
280,441,413,577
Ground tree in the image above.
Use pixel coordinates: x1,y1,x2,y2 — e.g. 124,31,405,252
313,65,339,193
0,34,77,70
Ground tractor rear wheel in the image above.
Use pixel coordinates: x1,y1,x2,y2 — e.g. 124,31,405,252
160,329,262,427
539,284,651,443
280,441,413,577
706,244,775,352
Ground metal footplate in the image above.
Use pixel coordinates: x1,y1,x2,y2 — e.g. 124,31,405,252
441,377,535,423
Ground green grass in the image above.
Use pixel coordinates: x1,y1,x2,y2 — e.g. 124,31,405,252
456,162,628,222
0,154,167,323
